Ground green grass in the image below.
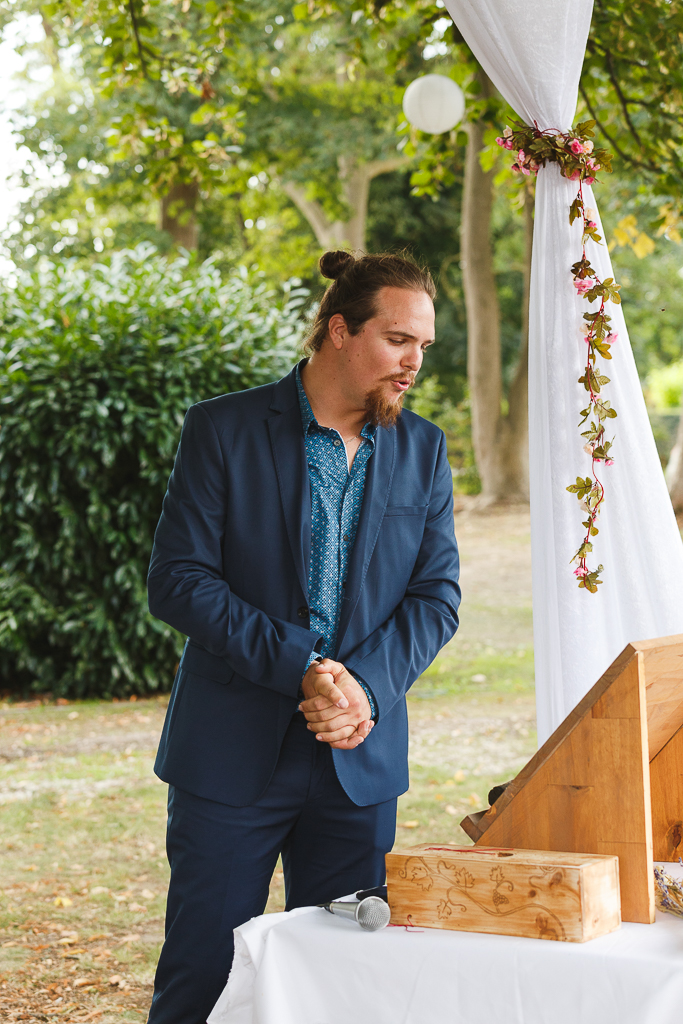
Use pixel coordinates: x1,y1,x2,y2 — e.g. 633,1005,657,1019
410,643,535,700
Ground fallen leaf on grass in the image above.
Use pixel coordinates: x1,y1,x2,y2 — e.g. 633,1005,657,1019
466,793,481,807
445,805,458,816
58,935,79,945
400,820,419,829
54,896,73,907
114,934,140,947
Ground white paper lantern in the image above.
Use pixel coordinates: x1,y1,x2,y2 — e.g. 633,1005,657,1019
402,74,465,135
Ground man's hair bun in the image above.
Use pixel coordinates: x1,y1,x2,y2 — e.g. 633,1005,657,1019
319,250,355,280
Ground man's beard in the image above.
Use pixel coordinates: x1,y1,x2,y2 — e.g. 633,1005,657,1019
364,373,416,429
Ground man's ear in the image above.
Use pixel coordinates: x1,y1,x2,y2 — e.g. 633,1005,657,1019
327,313,348,351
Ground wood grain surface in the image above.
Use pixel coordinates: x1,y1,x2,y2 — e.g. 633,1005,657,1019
459,634,683,924
386,845,621,942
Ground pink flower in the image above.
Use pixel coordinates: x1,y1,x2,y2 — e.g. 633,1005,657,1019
605,332,618,345
586,220,597,231
521,165,531,176
496,137,505,147
504,138,515,150
586,157,598,170
584,176,596,185
570,139,586,155
574,565,589,577
567,169,581,181
605,459,614,466
574,279,591,296
511,162,521,173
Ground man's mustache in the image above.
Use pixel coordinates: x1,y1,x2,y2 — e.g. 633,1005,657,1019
377,372,417,388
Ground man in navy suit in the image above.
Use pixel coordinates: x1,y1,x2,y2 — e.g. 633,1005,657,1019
146,250,461,1024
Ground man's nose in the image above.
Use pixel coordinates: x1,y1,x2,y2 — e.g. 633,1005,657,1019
402,345,423,372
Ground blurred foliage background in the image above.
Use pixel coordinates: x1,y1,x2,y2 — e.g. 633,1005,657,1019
0,247,306,696
0,0,682,694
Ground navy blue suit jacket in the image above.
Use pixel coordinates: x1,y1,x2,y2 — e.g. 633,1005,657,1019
148,365,461,807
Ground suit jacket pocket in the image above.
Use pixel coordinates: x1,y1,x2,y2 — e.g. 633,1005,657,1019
181,642,235,686
383,504,429,517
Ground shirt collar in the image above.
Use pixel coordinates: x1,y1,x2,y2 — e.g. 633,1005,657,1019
295,361,376,441
295,361,316,434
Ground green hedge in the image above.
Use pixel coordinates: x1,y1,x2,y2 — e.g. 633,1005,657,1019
0,245,307,698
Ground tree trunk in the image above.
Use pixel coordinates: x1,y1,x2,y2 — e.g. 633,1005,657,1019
282,156,411,252
461,71,530,504
159,181,199,249
666,411,683,514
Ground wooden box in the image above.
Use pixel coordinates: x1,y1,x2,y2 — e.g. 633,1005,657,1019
386,844,621,942
459,634,683,924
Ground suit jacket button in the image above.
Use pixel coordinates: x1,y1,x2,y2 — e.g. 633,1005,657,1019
297,606,309,619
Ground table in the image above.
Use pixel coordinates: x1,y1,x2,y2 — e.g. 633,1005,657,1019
208,867,683,1024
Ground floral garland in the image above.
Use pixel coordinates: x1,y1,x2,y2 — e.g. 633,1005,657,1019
496,120,619,594
654,862,683,919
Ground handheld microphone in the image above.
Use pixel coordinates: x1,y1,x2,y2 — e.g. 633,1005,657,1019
318,895,391,931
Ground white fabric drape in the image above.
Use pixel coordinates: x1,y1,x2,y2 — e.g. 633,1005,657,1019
443,0,683,743
209,895,683,1024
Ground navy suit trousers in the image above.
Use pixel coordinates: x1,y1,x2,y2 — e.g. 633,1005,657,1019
147,712,397,1024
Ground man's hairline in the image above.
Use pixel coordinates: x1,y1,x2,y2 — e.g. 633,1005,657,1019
330,286,436,345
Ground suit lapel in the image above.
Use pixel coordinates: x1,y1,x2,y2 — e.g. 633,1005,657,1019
267,371,310,602
336,425,396,654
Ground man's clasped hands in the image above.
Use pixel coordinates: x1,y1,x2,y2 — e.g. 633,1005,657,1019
299,659,374,750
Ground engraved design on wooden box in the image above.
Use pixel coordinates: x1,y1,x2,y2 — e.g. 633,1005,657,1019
396,854,569,940
386,845,621,942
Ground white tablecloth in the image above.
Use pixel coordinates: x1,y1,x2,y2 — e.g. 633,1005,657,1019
209,869,683,1024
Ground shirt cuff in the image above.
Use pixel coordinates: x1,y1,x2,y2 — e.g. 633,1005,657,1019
297,651,322,703
354,674,378,723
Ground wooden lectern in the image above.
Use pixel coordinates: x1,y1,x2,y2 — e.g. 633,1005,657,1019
460,634,683,923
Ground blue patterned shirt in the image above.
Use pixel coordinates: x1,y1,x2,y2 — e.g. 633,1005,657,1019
295,364,377,719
